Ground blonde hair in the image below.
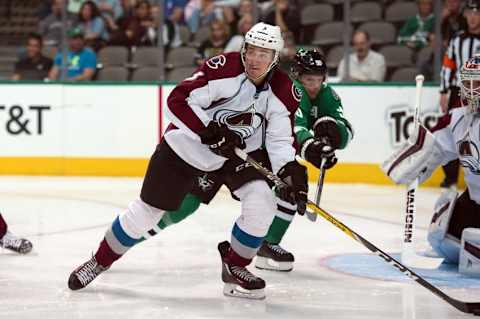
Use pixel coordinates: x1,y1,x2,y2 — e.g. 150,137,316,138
210,19,231,40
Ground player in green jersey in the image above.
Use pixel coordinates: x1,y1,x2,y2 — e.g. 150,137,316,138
292,48,354,171
139,49,353,272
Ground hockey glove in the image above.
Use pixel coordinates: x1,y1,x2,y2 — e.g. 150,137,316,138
276,161,308,215
313,116,342,149
199,121,246,159
300,138,338,170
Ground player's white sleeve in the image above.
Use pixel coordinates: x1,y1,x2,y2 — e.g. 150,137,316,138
382,125,448,185
166,83,212,140
264,96,296,174
432,123,458,164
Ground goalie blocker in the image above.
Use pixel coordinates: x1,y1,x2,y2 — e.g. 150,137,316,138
382,124,480,276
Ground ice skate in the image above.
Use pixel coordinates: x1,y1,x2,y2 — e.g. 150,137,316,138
68,255,109,290
218,241,265,300
0,230,33,254
255,241,294,272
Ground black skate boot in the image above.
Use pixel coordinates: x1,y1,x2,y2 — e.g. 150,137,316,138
255,241,294,272
0,231,33,254
68,255,109,290
218,241,265,300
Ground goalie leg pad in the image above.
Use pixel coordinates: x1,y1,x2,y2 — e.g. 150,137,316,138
382,125,445,185
427,190,460,263
459,228,480,277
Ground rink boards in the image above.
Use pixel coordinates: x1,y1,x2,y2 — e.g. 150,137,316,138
0,82,460,186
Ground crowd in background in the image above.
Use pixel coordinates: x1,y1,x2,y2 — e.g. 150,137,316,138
5,0,473,82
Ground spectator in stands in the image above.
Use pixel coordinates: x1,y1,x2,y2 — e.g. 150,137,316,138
163,0,189,47
37,0,54,20
11,33,53,81
68,0,88,15
76,1,110,51
228,0,255,35
109,0,158,48
442,0,467,45
184,0,218,33
118,0,135,20
263,0,300,43
337,30,386,82
194,19,230,66
164,0,189,25
398,0,435,50
48,27,97,81
278,31,296,73
39,0,75,47
239,0,254,17
224,13,254,52
94,0,123,30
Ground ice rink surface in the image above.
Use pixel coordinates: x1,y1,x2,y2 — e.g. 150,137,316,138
0,176,478,319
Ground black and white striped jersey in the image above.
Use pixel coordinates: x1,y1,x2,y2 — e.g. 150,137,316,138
440,31,480,93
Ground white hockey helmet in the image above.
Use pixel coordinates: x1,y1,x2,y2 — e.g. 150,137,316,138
460,54,480,114
241,22,284,78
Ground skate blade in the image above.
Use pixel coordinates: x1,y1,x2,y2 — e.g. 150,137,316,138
255,256,293,272
223,283,265,300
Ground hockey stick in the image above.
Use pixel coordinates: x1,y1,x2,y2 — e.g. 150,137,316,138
234,147,480,316
306,157,326,222
402,178,443,268
307,138,332,222
401,74,443,269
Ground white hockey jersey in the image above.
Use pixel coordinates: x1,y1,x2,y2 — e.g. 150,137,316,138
164,52,301,173
434,107,480,204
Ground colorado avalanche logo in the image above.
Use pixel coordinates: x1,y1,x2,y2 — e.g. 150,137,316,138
206,55,226,69
213,104,264,138
292,84,302,102
457,138,480,175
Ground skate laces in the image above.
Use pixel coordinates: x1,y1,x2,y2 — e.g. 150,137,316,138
76,257,105,286
230,265,257,282
268,243,289,255
0,231,24,250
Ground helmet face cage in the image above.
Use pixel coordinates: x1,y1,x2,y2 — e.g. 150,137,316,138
291,48,327,79
460,56,480,114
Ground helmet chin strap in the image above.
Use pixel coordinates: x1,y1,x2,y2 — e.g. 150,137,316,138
246,61,277,82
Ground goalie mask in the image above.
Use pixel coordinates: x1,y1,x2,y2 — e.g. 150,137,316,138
460,55,480,114
241,22,284,80
291,48,327,79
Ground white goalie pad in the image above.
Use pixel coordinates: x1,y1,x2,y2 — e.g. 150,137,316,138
427,190,460,263
459,228,480,277
382,125,445,185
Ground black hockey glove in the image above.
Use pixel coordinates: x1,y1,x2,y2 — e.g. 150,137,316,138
300,138,338,170
313,116,342,150
199,121,245,158
276,161,308,215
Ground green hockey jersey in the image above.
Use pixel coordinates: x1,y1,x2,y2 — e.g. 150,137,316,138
294,80,353,149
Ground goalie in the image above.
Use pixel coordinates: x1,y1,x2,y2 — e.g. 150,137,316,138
382,55,480,276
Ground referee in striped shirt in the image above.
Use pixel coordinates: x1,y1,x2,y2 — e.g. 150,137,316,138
439,0,480,188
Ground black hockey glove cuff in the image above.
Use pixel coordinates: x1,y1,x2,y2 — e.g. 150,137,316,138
199,121,245,158
313,116,341,149
300,138,337,170
276,161,308,215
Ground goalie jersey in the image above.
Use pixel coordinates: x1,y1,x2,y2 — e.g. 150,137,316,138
434,107,480,204
165,52,300,174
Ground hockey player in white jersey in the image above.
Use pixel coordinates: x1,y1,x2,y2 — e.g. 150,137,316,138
67,22,308,299
383,55,480,276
